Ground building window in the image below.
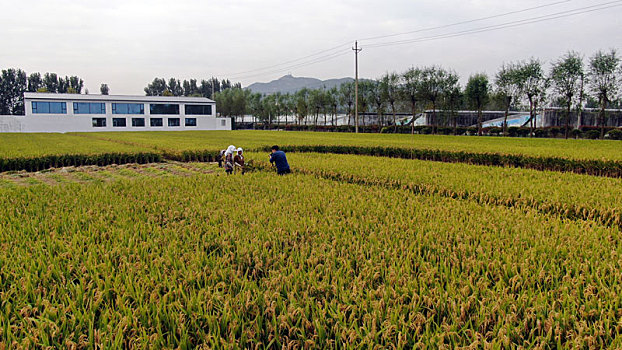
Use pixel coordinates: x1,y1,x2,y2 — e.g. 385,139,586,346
73,102,105,114
168,118,180,127
112,103,144,114
221,119,227,126
150,104,179,115
150,118,163,127
132,118,145,127
112,118,127,127
185,118,197,126
185,104,212,115
92,118,106,127
32,101,67,114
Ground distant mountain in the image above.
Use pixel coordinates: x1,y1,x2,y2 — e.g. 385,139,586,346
246,75,354,94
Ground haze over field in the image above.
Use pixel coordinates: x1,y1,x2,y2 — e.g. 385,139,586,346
1,0,620,94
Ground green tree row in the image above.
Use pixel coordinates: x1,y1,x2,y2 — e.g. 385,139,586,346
216,49,621,138
0,70,86,115
143,77,241,98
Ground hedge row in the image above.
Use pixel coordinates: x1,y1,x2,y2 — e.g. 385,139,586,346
267,145,622,178
0,152,163,173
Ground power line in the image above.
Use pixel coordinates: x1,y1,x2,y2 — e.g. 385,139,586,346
364,1,622,49
358,0,573,42
218,1,620,83
224,41,352,78
229,50,351,80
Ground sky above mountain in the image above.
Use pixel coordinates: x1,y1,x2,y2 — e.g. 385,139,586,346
1,0,620,94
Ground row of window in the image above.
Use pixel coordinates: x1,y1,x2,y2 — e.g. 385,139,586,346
32,102,213,115
92,117,198,128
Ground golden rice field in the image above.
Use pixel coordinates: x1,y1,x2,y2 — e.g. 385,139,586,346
1,131,622,348
2,130,622,160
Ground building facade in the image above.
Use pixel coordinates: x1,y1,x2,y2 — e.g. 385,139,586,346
0,93,230,132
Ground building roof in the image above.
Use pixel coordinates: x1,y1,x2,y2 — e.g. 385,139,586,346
23,92,214,104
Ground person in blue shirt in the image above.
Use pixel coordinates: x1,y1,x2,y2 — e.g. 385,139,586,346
269,145,291,175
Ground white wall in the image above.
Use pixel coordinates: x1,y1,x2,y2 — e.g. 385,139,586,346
0,115,231,133
0,116,25,132
1,98,231,133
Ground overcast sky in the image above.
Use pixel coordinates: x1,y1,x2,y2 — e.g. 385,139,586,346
1,0,621,94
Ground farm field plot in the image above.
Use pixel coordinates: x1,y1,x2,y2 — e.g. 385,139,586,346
0,161,219,187
2,131,622,347
251,152,622,227
79,130,622,161
0,133,149,158
1,171,621,348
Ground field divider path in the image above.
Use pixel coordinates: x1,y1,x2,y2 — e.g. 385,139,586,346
266,145,622,178
251,160,622,230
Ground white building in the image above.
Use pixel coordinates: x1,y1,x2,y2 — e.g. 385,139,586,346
0,92,230,132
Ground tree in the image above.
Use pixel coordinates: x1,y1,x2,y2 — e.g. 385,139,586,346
381,73,400,131
495,63,522,135
182,79,199,96
402,67,423,134
295,88,309,125
419,66,459,134
100,83,110,95
0,68,27,115
465,73,490,136
27,73,42,92
68,76,84,94
339,82,354,126
308,89,324,127
516,59,548,136
231,88,250,122
371,80,386,126
550,52,584,138
357,80,374,127
443,83,463,134
284,93,296,126
199,80,212,98
214,89,233,118
588,49,621,138
43,73,59,93
167,78,183,96
144,78,167,96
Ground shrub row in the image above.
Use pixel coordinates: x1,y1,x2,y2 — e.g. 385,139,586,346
0,152,163,173
267,145,622,178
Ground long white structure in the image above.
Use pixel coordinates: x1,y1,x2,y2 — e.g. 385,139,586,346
0,92,230,132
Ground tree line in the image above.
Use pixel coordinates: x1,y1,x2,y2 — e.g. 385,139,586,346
217,49,622,139
143,77,241,98
0,70,87,115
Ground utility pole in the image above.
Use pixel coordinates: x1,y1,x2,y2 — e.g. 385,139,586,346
352,41,362,133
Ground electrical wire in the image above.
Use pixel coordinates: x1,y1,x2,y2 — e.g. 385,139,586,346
364,1,622,48
358,0,573,42
224,41,351,78
221,0,620,82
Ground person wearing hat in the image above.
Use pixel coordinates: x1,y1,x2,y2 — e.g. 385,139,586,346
234,148,245,174
224,145,236,175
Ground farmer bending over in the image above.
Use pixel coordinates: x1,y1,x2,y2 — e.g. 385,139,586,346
269,145,291,175
234,148,245,174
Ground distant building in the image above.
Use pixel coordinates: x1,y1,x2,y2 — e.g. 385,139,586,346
0,93,230,132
